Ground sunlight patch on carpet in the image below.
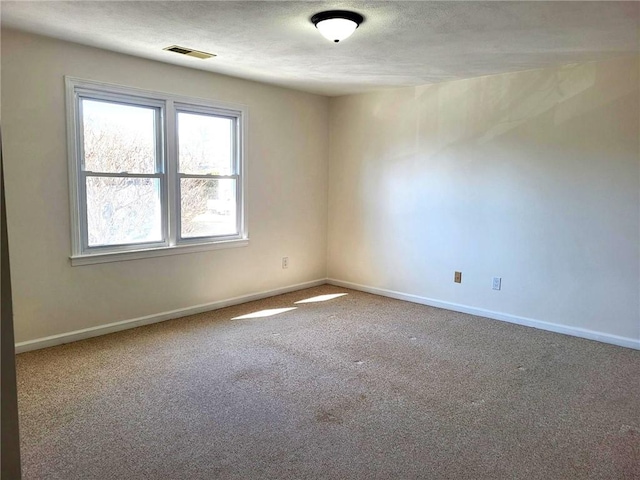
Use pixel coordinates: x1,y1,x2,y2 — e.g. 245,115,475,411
232,307,297,320
295,293,348,304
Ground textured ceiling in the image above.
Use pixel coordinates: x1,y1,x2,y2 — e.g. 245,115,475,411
2,1,638,96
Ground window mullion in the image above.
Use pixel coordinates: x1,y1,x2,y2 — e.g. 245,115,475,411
166,100,178,246
156,106,169,248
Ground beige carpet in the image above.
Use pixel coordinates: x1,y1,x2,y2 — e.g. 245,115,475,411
16,285,640,479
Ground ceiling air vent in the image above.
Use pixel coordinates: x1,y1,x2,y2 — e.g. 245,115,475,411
163,45,216,60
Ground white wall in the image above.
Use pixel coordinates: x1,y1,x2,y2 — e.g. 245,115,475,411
328,57,640,344
2,29,329,344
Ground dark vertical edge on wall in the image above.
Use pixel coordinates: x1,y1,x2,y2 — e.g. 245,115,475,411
1,130,22,479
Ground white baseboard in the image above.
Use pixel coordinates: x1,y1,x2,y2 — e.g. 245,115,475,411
16,277,640,353
327,278,640,351
15,279,327,353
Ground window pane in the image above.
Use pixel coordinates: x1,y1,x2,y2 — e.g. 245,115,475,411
86,177,162,247
178,112,233,175
82,99,157,174
180,178,237,238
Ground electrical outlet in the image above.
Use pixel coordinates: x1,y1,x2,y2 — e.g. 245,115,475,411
492,277,502,290
282,257,289,269
454,271,462,283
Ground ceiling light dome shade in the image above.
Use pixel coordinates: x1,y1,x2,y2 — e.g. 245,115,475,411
311,10,364,43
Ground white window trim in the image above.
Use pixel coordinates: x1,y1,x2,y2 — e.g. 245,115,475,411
65,77,249,266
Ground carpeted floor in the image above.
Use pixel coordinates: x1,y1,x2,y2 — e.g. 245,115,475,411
16,285,640,479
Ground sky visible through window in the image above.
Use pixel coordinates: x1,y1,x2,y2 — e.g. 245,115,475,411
178,112,232,176
83,99,156,174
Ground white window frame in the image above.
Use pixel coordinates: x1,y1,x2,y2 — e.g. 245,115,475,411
65,77,248,266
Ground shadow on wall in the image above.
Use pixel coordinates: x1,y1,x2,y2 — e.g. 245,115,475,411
413,62,604,156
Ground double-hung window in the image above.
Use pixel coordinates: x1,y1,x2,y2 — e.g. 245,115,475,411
66,77,247,265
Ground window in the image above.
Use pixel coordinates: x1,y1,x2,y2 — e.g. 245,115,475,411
66,77,247,265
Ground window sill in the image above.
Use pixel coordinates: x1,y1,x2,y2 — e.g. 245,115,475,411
70,238,249,266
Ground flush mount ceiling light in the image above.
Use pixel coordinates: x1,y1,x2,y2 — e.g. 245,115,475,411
311,10,364,43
